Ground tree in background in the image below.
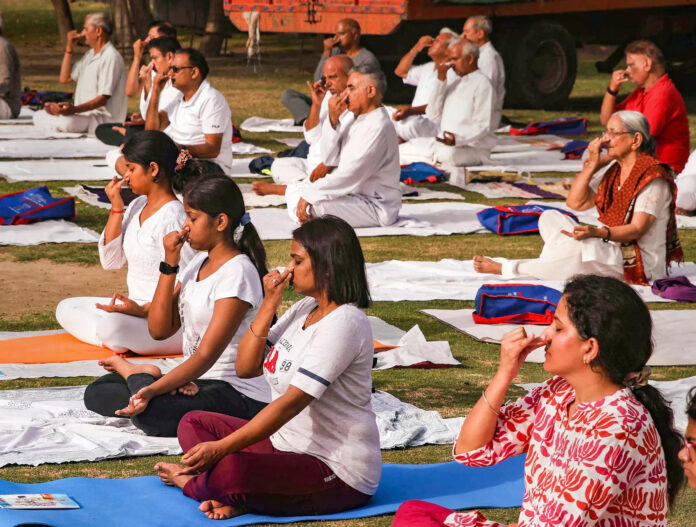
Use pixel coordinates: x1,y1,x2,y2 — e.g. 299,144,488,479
200,0,225,57
50,0,75,45
128,0,154,39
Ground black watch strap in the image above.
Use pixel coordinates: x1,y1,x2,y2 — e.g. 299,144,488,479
159,261,179,275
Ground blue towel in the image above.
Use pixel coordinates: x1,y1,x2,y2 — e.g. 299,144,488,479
0,457,525,526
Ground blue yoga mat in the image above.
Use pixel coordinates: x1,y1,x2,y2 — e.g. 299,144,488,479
0,457,525,527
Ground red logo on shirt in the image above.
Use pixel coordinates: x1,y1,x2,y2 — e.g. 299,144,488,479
264,346,279,373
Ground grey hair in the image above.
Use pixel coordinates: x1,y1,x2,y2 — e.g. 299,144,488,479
613,110,656,155
469,15,492,37
349,65,387,96
460,39,479,61
439,27,458,37
447,34,462,49
85,13,113,35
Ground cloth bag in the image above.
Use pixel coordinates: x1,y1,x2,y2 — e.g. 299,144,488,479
400,162,445,184
473,284,562,325
0,186,75,225
477,204,578,235
651,276,696,302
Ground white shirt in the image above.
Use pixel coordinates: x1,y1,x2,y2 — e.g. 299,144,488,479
98,196,195,304
300,106,401,226
164,80,233,174
478,41,505,125
177,252,271,402
139,74,182,120
404,62,457,108
71,41,127,127
265,297,381,495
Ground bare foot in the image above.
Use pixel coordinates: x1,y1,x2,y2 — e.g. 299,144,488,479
154,462,194,489
199,500,244,520
251,180,286,196
98,355,162,379
473,255,503,275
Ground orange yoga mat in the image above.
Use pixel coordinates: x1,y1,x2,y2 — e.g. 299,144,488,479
0,333,183,364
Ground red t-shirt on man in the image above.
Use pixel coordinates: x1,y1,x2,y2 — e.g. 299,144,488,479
616,74,690,172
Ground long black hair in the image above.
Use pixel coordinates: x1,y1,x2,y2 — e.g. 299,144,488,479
292,216,370,308
563,274,684,507
184,175,268,282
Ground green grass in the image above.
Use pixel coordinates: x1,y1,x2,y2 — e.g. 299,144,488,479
2,2,696,525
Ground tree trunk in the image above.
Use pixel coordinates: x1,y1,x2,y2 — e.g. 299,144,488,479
112,0,134,54
199,0,225,57
50,0,75,45
128,0,154,39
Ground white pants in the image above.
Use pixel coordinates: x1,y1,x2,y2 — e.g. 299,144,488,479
33,109,95,134
399,136,484,167
106,148,123,173
384,106,439,142
0,98,13,119
56,296,183,355
271,157,309,185
500,210,623,281
676,152,696,211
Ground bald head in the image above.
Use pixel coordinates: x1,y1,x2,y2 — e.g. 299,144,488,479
323,55,353,94
335,18,361,52
325,55,353,76
338,18,360,34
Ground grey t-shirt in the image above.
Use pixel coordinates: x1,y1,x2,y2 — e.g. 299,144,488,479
313,47,381,81
0,37,21,118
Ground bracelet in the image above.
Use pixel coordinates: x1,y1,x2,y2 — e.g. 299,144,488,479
249,323,268,340
481,389,500,416
109,209,124,214
606,86,619,96
602,226,611,243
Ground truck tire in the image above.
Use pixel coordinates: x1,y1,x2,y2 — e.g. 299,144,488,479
503,21,577,109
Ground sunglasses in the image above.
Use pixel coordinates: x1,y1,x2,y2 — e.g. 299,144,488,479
169,65,195,74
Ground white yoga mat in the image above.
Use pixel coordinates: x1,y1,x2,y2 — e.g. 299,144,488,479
0,106,34,125
0,160,115,182
365,258,696,303
0,220,100,246
492,135,568,153
229,157,264,179
0,138,112,159
464,181,542,199
0,125,83,140
421,308,696,367
231,142,272,155
240,116,303,134
251,202,487,240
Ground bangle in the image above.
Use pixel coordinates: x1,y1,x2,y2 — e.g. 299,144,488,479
109,209,124,214
482,389,500,416
249,323,268,340
602,226,611,242
606,86,619,96
65,49,73,54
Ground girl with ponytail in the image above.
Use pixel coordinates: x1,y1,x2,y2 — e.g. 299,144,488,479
84,175,271,437
395,274,683,526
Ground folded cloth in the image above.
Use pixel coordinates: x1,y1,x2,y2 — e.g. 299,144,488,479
651,275,696,302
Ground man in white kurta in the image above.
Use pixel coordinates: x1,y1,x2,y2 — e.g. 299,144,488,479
33,13,126,135
285,70,401,228
399,39,496,167
462,16,505,128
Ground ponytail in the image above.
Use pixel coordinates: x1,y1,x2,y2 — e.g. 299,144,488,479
237,218,269,283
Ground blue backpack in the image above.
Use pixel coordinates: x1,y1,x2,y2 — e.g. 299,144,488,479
477,205,578,235
0,186,75,225
400,162,445,184
474,284,562,325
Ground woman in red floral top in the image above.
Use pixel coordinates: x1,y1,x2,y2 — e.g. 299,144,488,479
394,275,684,526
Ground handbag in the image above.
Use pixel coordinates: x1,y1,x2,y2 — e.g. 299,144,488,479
477,204,577,235
473,284,562,325
0,186,75,225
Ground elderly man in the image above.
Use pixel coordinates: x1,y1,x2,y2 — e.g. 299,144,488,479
33,13,126,134
461,15,505,127
390,28,459,141
146,48,232,174
399,39,496,167
601,40,689,172
254,55,354,194
0,12,20,120
281,18,380,125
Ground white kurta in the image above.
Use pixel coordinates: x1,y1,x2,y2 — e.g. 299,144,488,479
285,106,401,228
676,149,696,211
478,41,505,127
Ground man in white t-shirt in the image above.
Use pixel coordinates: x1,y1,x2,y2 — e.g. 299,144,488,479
388,28,459,142
33,13,127,135
146,48,233,174
462,15,505,128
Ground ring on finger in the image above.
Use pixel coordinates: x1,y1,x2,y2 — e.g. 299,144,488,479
272,278,279,284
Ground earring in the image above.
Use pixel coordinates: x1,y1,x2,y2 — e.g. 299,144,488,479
583,357,588,365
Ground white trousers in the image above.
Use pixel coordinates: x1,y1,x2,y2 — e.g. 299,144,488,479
33,109,95,134
56,296,183,355
398,136,484,167
0,98,13,119
676,170,696,212
271,157,309,185
500,210,623,281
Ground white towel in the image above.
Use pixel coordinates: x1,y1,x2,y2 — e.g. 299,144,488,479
0,220,100,246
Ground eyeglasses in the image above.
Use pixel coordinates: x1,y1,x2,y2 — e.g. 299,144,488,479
602,131,633,138
169,65,195,74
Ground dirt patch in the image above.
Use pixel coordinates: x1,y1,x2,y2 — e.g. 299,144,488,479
0,255,126,318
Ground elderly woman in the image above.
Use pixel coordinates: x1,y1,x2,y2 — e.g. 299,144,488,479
474,110,682,285
679,387,696,489
393,275,684,526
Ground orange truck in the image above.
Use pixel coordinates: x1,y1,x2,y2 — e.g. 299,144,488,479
223,0,696,108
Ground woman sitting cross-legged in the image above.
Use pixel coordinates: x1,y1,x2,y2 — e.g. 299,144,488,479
153,216,381,520
83,175,271,437
393,274,684,526
474,110,682,285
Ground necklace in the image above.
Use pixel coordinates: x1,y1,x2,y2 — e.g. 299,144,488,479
305,307,321,328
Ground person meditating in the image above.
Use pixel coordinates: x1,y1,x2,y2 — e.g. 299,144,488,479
56,131,197,355
153,216,381,520
394,274,684,526
474,110,682,285
680,387,696,490
84,175,271,437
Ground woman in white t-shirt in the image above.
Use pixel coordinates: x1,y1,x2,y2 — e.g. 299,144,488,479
153,216,381,520
83,175,271,437
473,111,682,285
56,130,198,354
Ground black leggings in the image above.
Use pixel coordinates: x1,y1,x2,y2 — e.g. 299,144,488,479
94,122,144,146
84,373,267,437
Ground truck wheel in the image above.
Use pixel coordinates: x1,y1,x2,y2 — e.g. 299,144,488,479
503,21,577,109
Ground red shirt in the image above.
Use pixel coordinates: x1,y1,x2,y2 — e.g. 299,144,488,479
616,74,690,172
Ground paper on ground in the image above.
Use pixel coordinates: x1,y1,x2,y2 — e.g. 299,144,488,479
0,125,83,140
0,138,112,159
0,106,34,125
241,116,303,133
0,159,115,182
0,220,99,246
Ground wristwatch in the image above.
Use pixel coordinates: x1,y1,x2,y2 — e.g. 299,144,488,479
159,261,179,275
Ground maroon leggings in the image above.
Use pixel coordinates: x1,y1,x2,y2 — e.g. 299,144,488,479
178,410,372,516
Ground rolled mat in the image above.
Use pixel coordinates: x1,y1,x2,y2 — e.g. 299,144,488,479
0,456,525,526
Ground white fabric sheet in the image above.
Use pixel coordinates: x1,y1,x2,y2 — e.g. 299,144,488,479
240,116,303,133
0,138,112,159
0,220,100,246
0,125,83,140
492,135,569,153
422,308,696,367
273,137,303,148
373,325,459,370
231,142,272,155
0,160,115,182
0,106,34,124
365,258,696,303
229,157,263,179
